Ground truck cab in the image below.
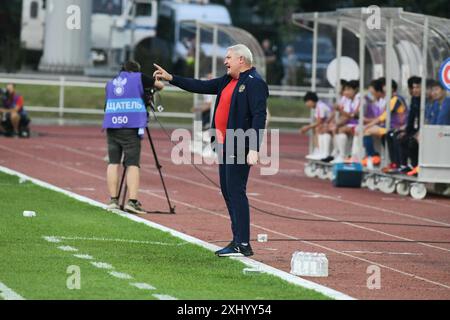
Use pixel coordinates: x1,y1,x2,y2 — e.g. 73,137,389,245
155,0,232,75
20,0,158,67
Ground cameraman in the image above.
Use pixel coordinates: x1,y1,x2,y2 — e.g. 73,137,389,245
103,61,164,214
0,83,26,137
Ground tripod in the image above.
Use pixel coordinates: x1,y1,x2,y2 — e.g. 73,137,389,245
116,94,176,214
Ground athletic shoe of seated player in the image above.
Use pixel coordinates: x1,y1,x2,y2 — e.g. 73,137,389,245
124,199,146,215
389,165,412,175
321,156,334,163
216,243,254,257
382,163,398,173
305,147,322,160
361,155,381,167
407,166,419,177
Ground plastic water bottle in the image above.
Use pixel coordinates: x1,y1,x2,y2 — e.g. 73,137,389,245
291,251,329,277
310,253,319,276
318,253,329,277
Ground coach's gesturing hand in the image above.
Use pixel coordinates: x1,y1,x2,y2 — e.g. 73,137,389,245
153,64,173,82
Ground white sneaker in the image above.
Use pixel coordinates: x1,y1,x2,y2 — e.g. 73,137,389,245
305,148,321,160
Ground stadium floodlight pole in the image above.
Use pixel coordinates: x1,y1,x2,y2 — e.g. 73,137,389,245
418,16,429,176
358,13,366,162
383,17,394,168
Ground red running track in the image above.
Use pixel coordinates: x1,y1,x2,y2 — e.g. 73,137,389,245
1,124,450,299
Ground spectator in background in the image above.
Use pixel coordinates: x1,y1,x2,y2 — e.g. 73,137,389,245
192,73,215,132
300,92,333,160
0,83,27,137
281,45,297,87
261,39,278,85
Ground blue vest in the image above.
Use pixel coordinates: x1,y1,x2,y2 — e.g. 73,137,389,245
103,72,148,129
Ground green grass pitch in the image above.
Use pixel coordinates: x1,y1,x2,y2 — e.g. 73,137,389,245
0,171,329,300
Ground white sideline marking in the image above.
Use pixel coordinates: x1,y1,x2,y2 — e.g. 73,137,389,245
0,282,25,300
153,294,177,300
57,246,78,252
342,250,423,256
73,254,94,260
0,165,354,300
109,271,133,280
43,236,61,243
90,262,114,270
45,235,185,246
130,283,156,290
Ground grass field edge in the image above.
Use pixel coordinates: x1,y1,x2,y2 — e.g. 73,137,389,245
0,165,355,301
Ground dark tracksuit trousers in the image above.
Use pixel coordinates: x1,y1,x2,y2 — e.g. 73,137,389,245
169,68,268,246
219,148,251,244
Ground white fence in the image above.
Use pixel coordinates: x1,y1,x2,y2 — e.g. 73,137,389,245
0,73,336,124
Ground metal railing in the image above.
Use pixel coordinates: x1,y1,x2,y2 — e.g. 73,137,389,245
0,73,336,124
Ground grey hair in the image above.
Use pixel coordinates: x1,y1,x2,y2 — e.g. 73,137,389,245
227,44,253,66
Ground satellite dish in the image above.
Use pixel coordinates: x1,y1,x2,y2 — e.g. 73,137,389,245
326,57,360,87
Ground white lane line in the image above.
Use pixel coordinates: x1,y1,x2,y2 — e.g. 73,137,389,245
90,262,114,270
131,165,450,254
73,254,94,260
0,165,354,300
249,175,450,227
246,197,450,254
109,271,133,280
46,235,185,246
153,294,178,300
342,251,423,256
43,236,62,243
42,140,450,215
57,246,78,252
41,141,450,226
0,282,25,300
130,282,156,290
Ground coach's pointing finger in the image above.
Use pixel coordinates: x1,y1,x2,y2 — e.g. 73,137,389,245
153,64,173,82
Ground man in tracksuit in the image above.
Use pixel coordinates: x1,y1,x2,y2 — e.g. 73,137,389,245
154,44,268,257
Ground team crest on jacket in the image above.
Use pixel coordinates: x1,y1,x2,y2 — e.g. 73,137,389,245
239,84,246,93
112,77,128,96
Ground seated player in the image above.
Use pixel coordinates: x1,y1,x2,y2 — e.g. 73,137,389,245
300,91,333,160
393,76,422,174
332,80,361,163
363,78,408,169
